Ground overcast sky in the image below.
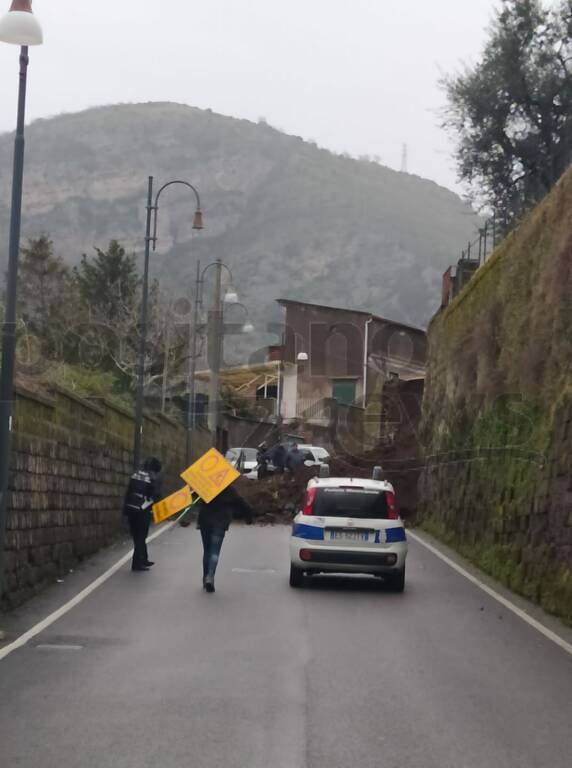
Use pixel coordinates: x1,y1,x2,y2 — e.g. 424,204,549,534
0,0,500,192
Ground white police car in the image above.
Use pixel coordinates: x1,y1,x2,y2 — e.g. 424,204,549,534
289,468,407,591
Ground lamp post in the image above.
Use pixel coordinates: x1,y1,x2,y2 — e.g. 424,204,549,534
186,259,202,465
0,0,43,595
186,269,252,462
209,259,224,448
363,316,373,408
186,259,245,451
133,178,203,472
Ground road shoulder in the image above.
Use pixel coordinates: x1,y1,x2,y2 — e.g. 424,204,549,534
409,526,572,655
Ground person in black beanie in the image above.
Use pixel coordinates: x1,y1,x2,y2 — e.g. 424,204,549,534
123,457,163,572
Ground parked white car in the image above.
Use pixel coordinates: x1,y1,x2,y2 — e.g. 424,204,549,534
297,445,331,468
289,469,407,591
228,444,331,480
225,448,259,478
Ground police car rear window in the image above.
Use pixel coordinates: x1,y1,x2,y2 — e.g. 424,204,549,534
314,488,390,519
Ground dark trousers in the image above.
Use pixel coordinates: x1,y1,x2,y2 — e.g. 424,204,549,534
200,527,226,579
127,510,151,568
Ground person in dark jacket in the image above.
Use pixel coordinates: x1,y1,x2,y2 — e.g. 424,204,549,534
286,443,305,480
257,442,269,480
269,442,287,473
123,457,163,572
198,484,254,592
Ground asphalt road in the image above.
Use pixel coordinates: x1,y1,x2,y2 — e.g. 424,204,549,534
1,525,572,768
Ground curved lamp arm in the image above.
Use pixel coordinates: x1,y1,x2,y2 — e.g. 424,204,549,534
223,300,248,317
197,260,235,308
200,260,233,283
151,179,203,251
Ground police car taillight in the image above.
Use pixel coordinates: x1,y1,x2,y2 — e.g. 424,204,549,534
386,491,399,520
302,487,317,515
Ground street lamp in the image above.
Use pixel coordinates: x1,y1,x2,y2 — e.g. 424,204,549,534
224,301,254,335
0,1,42,44
224,288,238,305
186,259,249,451
133,177,203,472
185,272,253,462
0,0,43,595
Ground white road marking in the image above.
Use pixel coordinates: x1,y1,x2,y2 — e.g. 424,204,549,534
408,530,572,658
232,568,278,574
0,520,176,662
35,644,84,652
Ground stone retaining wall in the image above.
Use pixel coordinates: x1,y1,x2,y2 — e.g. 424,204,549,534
419,168,572,625
3,385,191,609
419,398,572,623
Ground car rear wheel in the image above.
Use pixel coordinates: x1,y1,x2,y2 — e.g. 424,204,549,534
387,567,405,592
289,564,305,588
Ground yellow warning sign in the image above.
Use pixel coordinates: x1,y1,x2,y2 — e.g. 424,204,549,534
180,448,240,503
153,485,195,525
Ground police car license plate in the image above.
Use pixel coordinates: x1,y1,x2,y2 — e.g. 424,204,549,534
328,529,370,542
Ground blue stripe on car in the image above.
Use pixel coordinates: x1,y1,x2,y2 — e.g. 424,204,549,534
292,523,324,541
385,527,406,543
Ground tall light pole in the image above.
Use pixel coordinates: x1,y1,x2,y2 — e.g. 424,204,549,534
208,260,224,447
186,259,201,465
186,260,241,450
0,0,43,595
133,178,203,471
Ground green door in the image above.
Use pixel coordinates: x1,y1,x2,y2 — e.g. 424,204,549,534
332,379,357,406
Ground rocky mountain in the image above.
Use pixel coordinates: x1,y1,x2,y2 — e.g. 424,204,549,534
0,102,478,338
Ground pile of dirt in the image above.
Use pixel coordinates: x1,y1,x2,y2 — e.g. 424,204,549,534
330,425,423,522
235,470,315,525
235,423,423,524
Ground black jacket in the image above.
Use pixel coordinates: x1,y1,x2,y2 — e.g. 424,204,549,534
264,443,286,469
198,485,254,531
123,470,162,515
286,448,305,471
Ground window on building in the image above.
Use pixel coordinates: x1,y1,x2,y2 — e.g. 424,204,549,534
332,379,357,406
256,384,278,400
325,332,349,376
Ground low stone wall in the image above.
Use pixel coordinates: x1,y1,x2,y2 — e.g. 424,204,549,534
3,385,190,609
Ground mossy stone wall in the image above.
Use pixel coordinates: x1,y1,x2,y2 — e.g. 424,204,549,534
3,385,190,609
419,170,572,625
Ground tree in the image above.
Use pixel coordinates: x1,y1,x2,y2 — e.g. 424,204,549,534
72,240,140,381
18,236,78,360
74,241,191,401
443,0,572,221
11,236,191,405
75,240,139,322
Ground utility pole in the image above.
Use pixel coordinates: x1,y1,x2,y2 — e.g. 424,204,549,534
186,260,201,465
133,176,154,471
160,303,172,414
400,143,408,173
208,259,223,448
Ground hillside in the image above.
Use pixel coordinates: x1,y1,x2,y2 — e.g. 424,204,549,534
0,102,479,332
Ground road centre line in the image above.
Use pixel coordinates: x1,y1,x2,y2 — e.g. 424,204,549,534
408,530,572,658
0,520,177,663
